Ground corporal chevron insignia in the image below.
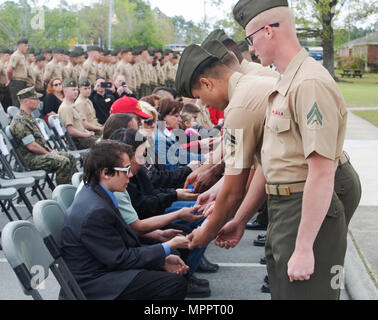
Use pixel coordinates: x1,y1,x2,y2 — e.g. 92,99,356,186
224,129,237,146
307,102,323,128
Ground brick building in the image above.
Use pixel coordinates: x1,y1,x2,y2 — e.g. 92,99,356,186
337,32,378,71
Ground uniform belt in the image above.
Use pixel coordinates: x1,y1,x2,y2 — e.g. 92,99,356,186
339,151,349,166
265,182,306,196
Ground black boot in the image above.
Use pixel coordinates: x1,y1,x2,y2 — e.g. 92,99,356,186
197,255,219,273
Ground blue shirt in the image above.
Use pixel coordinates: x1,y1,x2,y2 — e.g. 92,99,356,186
100,184,119,208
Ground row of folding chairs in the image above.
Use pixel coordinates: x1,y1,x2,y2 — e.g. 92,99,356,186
0,103,86,221
1,182,86,300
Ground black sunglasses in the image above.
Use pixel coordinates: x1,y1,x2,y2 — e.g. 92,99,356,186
144,119,155,126
245,23,280,46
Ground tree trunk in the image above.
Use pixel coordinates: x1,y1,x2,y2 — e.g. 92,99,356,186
322,22,335,78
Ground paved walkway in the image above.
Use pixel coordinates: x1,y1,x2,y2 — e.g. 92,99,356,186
344,111,378,299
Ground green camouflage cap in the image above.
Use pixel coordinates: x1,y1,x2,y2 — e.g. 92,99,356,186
87,46,101,52
26,48,35,54
175,44,215,99
202,29,230,46
63,78,77,88
69,49,83,58
202,40,229,60
0,48,10,54
17,38,28,45
52,48,65,54
35,55,45,62
120,46,132,53
233,0,288,29
17,86,42,99
79,77,91,87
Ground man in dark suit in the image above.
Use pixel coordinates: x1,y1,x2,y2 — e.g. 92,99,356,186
61,140,189,300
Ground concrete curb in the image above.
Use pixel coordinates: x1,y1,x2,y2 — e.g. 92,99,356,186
344,233,378,300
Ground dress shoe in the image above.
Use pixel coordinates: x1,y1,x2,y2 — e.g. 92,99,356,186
264,275,269,284
191,275,210,287
253,235,266,247
186,279,211,298
197,255,219,273
245,220,267,231
260,256,266,265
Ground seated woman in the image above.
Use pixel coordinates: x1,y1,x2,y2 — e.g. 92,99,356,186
108,128,212,297
61,140,189,300
154,98,205,171
103,107,200,189
42,77,64,121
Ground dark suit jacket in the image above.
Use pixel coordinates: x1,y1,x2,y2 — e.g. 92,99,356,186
60,184,166,300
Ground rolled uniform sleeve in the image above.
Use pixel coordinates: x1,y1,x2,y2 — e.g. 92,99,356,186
223,108,264,172
11,121,35,146
295,79,346,161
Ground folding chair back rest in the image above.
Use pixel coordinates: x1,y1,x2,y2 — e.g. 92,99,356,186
4,126,29,171
0,105,10,129
33,200,65,253
35,118,53,141
52,184,77,211
31,109,41,119
33,200,87,300
7,106,19,119
48,115,66,138
1,221,53,298
71,172,83,188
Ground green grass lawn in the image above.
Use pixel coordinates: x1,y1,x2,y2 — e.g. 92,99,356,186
335,70,378,108
352,110,378,127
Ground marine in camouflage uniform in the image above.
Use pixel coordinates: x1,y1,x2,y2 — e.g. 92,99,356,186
10,87,77,185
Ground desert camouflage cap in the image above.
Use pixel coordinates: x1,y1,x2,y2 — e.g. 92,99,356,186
233,0,288,29
79,77,91,87
64,78,78,88
17,86,43,99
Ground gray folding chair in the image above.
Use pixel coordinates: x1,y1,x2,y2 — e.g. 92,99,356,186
0,129,49,199
33,200,86,300
48,115,88,154
71,172,83,188
7,106,19,119
0,187,22,221
35,118,81,163
0,103,11,129
52,184,77,211
1,220,85,300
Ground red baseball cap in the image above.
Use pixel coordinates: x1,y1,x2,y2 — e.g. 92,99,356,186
110,97,152,119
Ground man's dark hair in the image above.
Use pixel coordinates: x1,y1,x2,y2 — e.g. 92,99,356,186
156,98,184,121
190,56,226,91
109,128,147,152
103,113,136,139
83,140,133,187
